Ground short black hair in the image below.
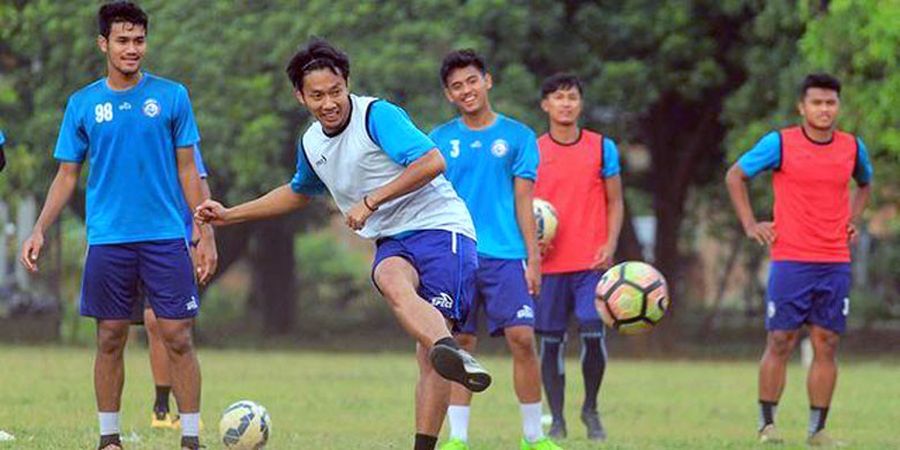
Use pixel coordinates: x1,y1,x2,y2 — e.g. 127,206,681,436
98,2,148,38
440,49,487,87
540,73,583,98
285,38,351,91
800,73,841,97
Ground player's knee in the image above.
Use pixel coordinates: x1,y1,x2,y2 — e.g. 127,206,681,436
767,332,797,358
454,333,477,351
161,329,194,356
506,330,537,358
96,325,128,356
811,330,840,355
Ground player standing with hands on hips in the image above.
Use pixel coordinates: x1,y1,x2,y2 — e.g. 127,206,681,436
725,73,873,447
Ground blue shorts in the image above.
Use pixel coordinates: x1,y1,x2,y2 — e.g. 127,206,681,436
536,270,604,337
372,230,477,327
459,257,535,337
766,261,852,334
81,239,199,321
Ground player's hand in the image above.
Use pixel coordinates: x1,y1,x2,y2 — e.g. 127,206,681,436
591,242,616,270
345,199,375,231
538,240,553,257
195,199,230,226
19,232,44,273
194,230,218,285
847,222,859,245
744,221,776,246
525,257,542,297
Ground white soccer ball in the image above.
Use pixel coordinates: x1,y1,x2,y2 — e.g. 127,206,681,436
219,400,271,449
533,198,559,246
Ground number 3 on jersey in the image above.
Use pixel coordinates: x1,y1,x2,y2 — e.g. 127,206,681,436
95,102,114,123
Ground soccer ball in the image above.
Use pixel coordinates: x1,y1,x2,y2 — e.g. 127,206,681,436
595,261,669,334
219,400,271,449
533,198,559,245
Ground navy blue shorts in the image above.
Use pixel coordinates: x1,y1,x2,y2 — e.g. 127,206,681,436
766,261,852,334
459,257,535,337
81,239,199,321
372,230,477,327
535,270,604,337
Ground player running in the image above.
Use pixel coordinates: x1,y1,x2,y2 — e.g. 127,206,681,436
533,74,623,441
430,49,560,450
19,2,214,449
725,73,873,447
194,38,492,450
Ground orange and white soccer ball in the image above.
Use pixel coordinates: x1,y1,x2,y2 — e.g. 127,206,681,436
595,261,669,334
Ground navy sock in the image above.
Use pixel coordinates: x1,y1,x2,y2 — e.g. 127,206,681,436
580,332,607,413
154,385,171,413
540,335,566,422
434,337,459,350
414,433,437,450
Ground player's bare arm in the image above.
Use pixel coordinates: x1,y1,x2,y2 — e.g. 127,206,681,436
848,183,871,243
196,184,310,226
725,163,775,246
20,162,82,272
514,177,541,296
345,148,446,231
594,174,624,270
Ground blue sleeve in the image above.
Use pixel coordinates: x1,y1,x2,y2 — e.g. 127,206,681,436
601,137,621,178
193,144,208,178
53,96,89,163
173,85,200,148
737,131,781,178
0,130,5,146
512,127,539,180
853,137,873,186
290,141,327,195
366,101,436,166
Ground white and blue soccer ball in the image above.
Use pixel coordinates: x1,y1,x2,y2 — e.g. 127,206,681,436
219,400,271,449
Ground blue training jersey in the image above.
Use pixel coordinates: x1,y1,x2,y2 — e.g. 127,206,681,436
0,130,5,146
430,114,539,259
54,73,201,245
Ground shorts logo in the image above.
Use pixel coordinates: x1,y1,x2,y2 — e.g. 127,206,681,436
766,301,776,319
516,305,534,319
842,297,849,316
142,98,161,118
185,296,199,311
430,293,454,310
490,139,509,158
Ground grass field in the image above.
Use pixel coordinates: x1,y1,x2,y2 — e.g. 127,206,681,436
0,345,898,449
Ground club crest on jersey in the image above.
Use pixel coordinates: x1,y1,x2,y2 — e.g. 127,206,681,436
142,98,161,118
490,139,509,157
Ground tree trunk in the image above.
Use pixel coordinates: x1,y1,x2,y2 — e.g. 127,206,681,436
248,215,300,335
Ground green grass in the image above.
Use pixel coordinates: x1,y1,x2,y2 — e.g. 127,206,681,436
0,345,898,449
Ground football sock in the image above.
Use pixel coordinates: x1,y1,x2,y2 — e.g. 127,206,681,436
540,335,566,422
447,405,470,442
808,406,829,437
434,337,459,350
520,402,545,442
98,412,120,436
414,433,438,450
580,332,607,413
179,412,200,437
758,400,778,430
154,385,171,413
